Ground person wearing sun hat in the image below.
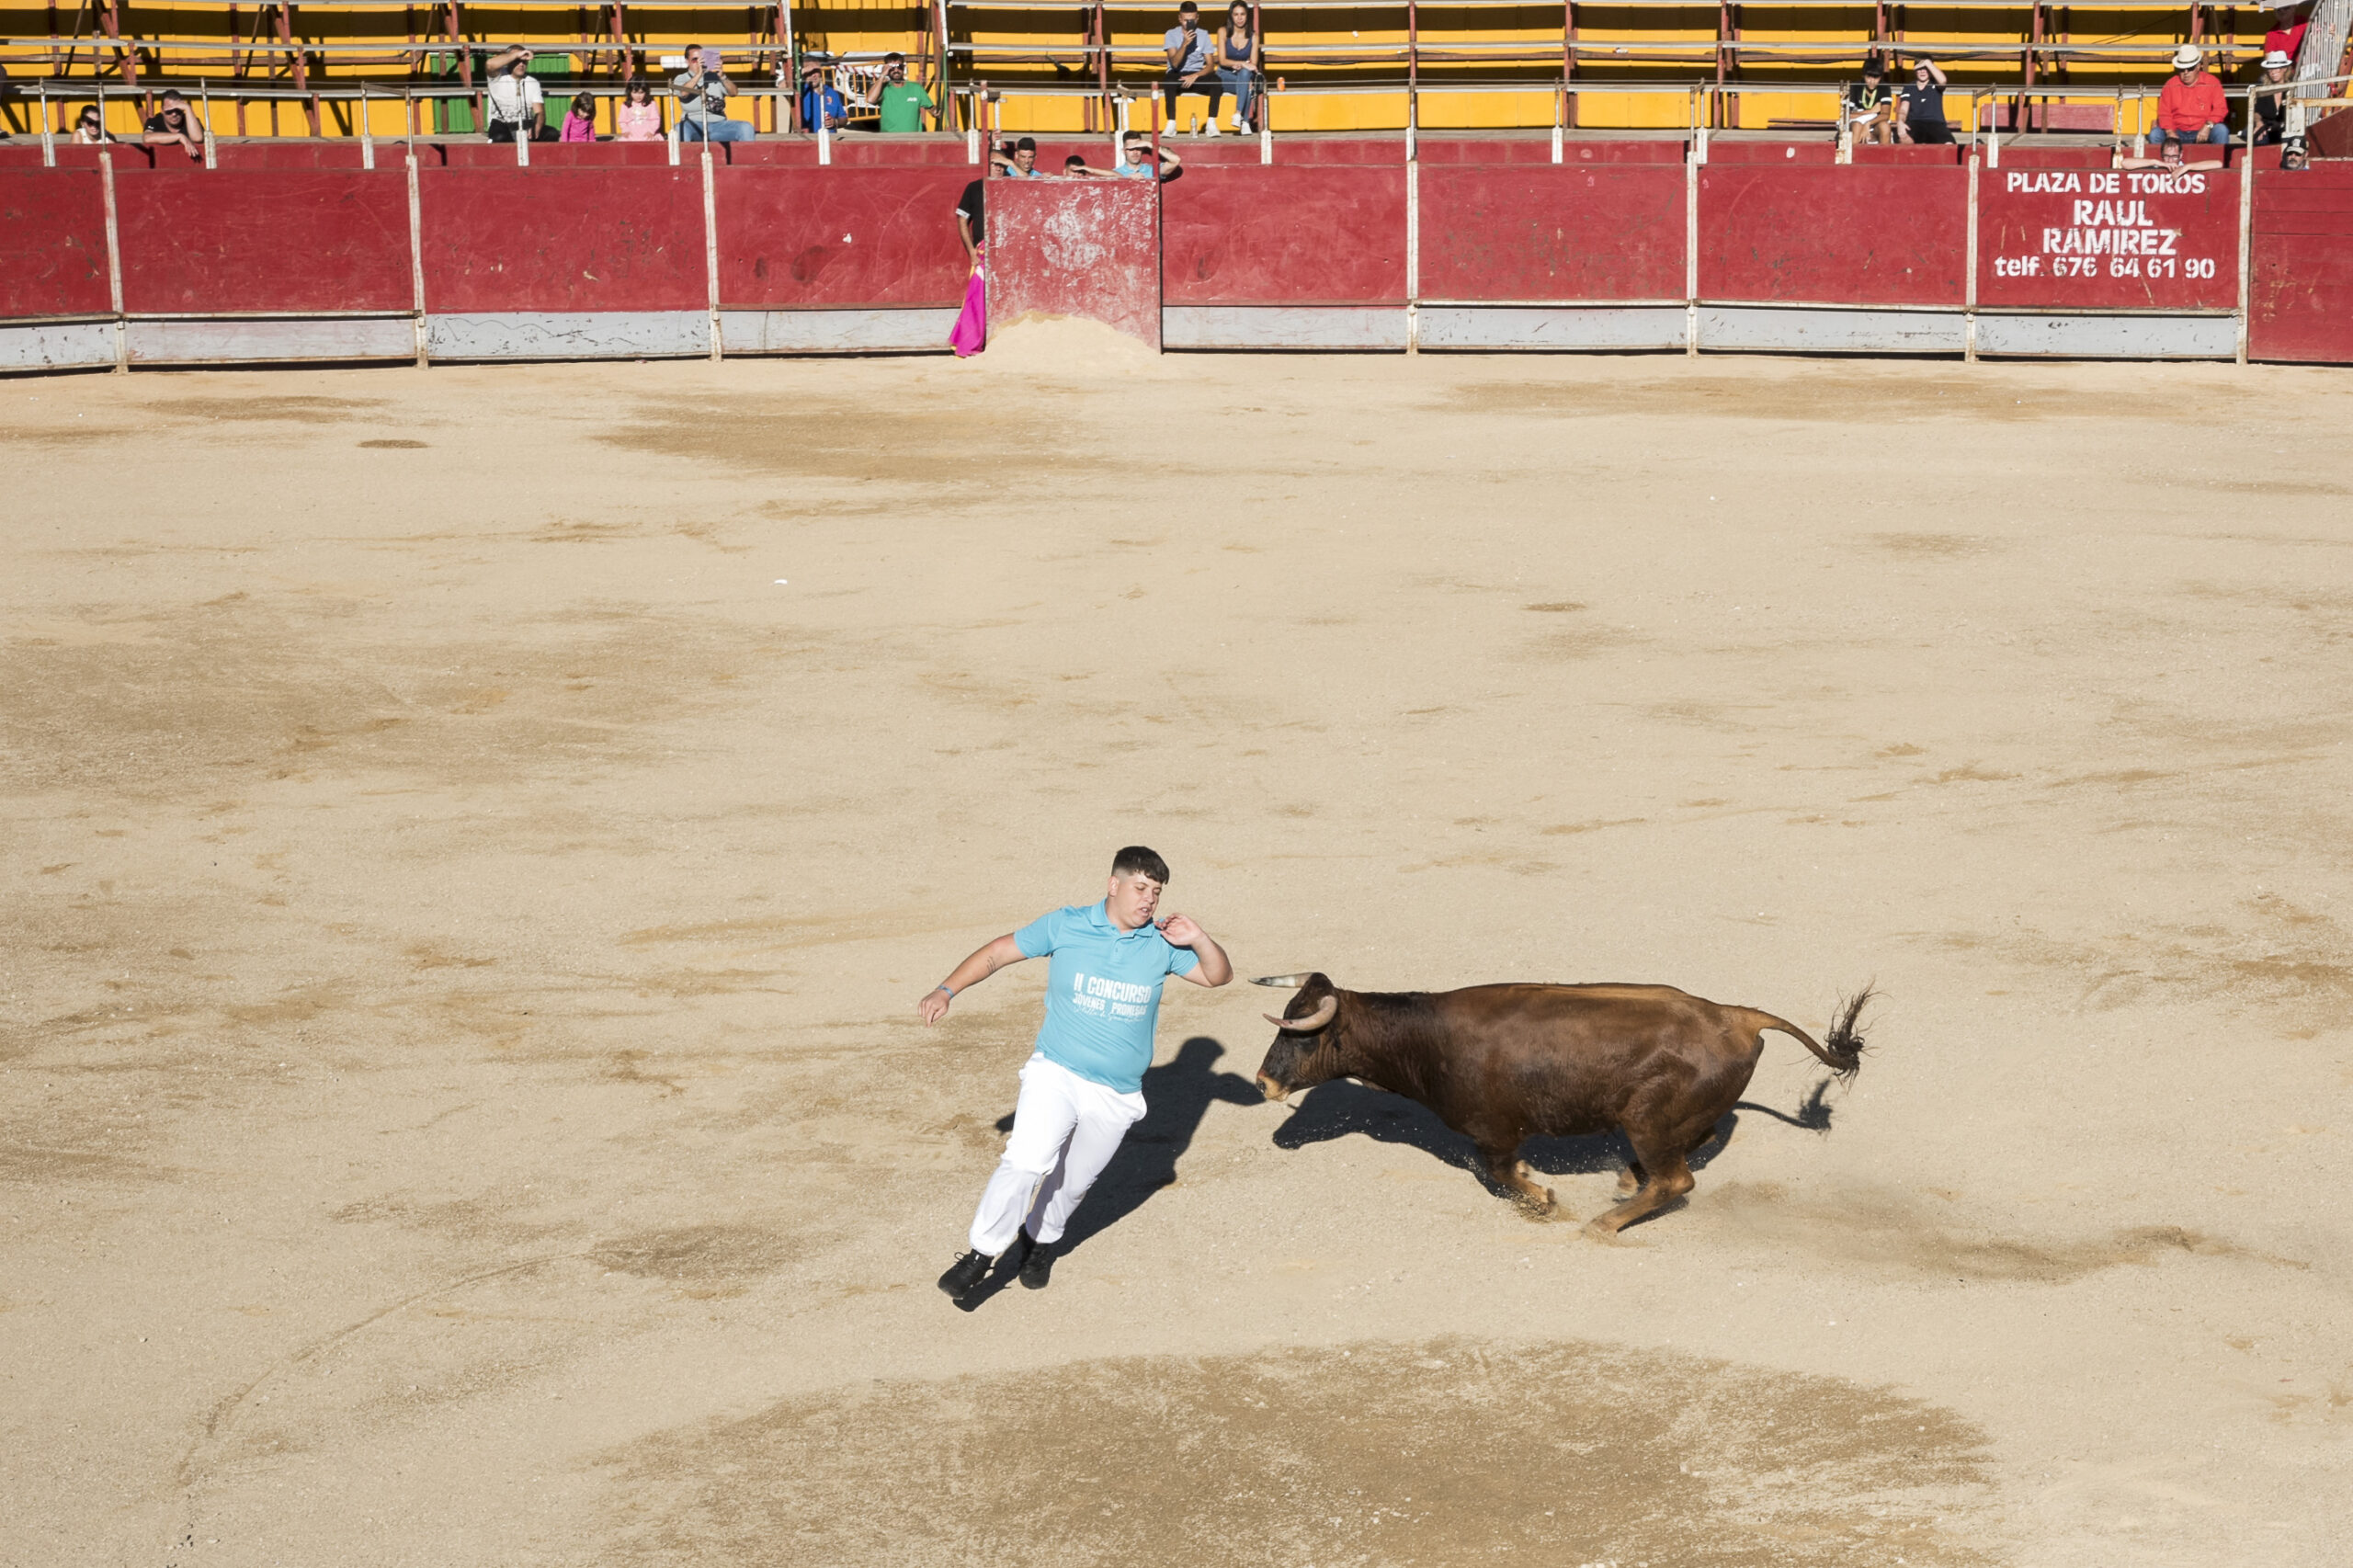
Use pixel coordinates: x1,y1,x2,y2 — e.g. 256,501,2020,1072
2154,44,2230,147
2264,2,2310,66
2254,50,2297,145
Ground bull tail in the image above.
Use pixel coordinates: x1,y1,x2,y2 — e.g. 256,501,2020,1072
1743,986,1873,1083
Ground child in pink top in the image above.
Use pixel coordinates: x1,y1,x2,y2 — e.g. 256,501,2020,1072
560,94,599,142
615,81,663,141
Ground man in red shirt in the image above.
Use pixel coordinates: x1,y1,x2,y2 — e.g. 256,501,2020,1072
2264,2,2310,66
2155,45,2231,147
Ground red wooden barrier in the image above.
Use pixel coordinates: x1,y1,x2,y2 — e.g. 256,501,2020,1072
1163,165,1404,302
0,168,111,317
1704,141,1838,165
416,166,705,312
1418,165,1684,302
989,178,1160,347
1699,165,1966,305
2247,166,2353,364
714,166,969,307
1976,164,2238,312
113,168,412,314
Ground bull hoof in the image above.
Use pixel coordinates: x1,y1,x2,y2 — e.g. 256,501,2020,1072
1581,1215,1643,1244
1616,1169,1640,1197
1514,1187,1559,1221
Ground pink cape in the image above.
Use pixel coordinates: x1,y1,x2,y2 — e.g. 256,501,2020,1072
949,265,986,358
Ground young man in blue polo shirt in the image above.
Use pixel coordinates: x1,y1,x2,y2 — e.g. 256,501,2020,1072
921,846,1232,1301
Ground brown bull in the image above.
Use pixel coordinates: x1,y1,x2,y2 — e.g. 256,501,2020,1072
1253,973,1871,1236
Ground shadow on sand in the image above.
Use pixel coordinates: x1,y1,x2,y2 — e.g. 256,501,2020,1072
1267,1074,1841,1198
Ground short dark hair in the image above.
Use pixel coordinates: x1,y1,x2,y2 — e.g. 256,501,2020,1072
1111,846,1171,884
884,51,905,63
1179,2,1199,12
1862,54,1884,76
1063,153,1087,167
1016,135,1037,152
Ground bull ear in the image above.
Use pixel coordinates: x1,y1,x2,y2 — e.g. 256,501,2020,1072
1251,973,1316,990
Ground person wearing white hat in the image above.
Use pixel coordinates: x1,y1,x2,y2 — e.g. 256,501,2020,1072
2154,44,2229,148
2254,50,2296,144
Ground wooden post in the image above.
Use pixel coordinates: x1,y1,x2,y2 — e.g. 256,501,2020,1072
405,148,429,366
1406,0,1417,152
1563,0,1576,131
701,141,721,361
280,4,322,137
99,148,127,372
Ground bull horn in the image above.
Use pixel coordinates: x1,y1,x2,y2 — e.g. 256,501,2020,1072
1251,973,1314,989
1264,994,1339,1032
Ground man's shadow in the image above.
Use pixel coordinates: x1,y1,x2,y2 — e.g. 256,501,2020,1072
959,1037,1257,1309
1268,1074,1840,1197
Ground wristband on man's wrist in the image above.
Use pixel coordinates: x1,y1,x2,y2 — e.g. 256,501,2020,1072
935,983,957,997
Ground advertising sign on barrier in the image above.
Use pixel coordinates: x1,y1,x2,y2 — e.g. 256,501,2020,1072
1976,165,2239,312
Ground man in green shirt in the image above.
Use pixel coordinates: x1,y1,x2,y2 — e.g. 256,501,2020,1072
876,52,936,132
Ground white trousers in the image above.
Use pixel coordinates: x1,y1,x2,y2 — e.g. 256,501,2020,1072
967,1054,1147,1255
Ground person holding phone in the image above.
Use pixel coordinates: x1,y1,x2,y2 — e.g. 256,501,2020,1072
1163,1,1223,131
876,51,936,132
676,44,751,142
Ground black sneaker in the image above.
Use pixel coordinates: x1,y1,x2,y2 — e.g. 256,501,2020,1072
1017,1235,1058,1290
937,1249,992,1301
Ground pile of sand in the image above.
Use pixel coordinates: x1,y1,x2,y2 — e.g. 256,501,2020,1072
974,312,1170,377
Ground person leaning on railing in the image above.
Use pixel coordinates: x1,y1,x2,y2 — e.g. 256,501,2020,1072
142,88,205,161
2154,44,2230,147
483,46,553,142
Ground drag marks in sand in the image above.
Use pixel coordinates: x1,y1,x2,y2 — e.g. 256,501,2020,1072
603,1338,1995,1568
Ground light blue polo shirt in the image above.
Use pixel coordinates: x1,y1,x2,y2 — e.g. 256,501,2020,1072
1015,902,1200,1093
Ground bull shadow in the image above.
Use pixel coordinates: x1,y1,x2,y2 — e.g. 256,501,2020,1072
1269,1075,1840,1199
957,1038,1258,1309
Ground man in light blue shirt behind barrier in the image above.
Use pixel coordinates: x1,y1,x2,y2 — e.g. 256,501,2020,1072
922,846,1232,1304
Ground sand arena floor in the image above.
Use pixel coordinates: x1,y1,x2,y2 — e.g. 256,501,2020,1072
4,347,2350,1568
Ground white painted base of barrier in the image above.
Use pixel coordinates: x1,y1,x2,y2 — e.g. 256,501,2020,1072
719,308,960,354
1699,305,1969,355
127,316,415,364
1162,306,1407,350
0,319,116,371
426,311,710,360
1972,312,2235,359
1417,305,1688,351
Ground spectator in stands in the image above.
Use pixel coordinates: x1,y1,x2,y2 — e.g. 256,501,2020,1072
1073,131,1186,181
70,104,110,144
616,79,663,141
2154,45,2229,147
991,136,1044,176
1163,2,1224,133
800,59,848,133
2115,135,2225,170
877,52,936,132
1895,58,1952,144
2254,50,2295,144
1842,57,1893,146
560,93,599,142
676,45,752,142
142,89,204,160
483,46,552,142
2265,2,2310,66
1063,153,1090,174
1218,2,1262,134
